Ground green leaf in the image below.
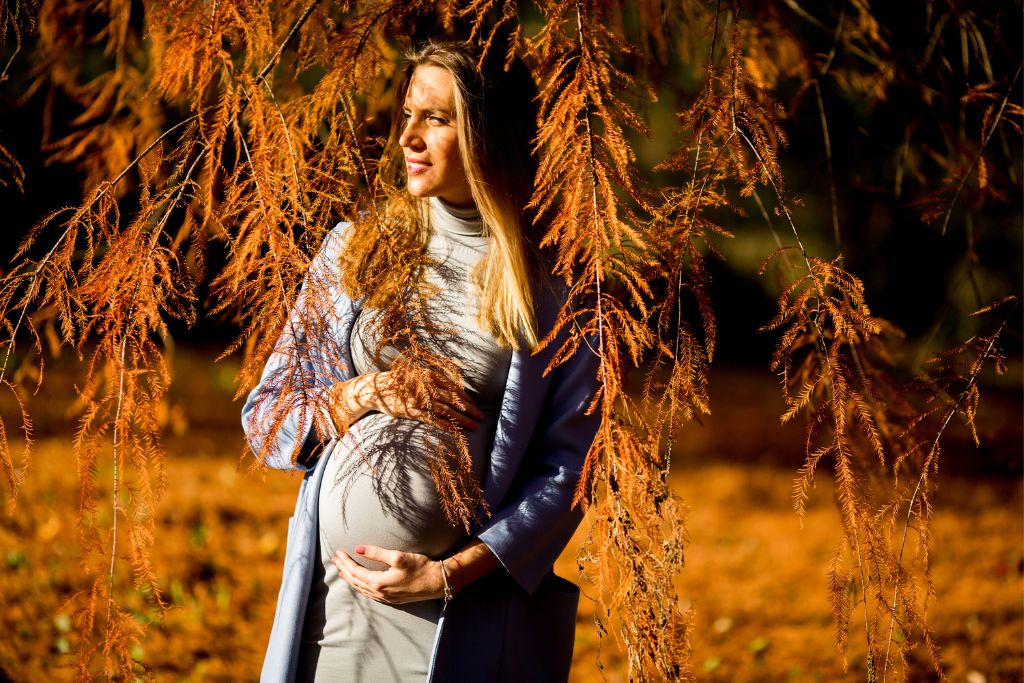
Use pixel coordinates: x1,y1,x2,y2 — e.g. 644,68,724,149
748,635,770,654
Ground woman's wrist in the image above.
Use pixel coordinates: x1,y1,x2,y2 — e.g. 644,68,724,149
447,555,465,593
443,539,499,595
330,373,378,428
438,559,454,605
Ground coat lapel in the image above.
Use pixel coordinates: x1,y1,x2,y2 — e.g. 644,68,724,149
479,286,560,518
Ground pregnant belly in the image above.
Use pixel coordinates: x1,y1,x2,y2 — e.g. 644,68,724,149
317,413,485,570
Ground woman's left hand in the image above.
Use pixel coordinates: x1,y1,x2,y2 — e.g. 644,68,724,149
331,545,444,605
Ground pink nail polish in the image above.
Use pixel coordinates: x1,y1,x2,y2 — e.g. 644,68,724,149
355,545,366,554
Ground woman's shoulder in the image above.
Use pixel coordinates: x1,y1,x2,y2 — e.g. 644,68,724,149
308,220,353,269
324,219,353,250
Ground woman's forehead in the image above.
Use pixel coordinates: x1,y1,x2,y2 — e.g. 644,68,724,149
405,65,455,113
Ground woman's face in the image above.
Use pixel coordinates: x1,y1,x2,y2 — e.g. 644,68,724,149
399,65,473,208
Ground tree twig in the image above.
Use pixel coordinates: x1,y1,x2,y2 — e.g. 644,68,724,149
880,300,1018,679
104,142,207,637
938,62,1022,235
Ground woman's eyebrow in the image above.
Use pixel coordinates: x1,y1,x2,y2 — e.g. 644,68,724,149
403,102,454,117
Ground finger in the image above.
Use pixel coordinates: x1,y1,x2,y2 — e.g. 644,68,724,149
379,381,479,427
423,369,467,400
333,550,384,596
332,548,364,577
430,400,480,430
393,399,456,429
438,375,478,410
355,544,407,569
436,386,485,420
331,550,365,589
423,382,481,419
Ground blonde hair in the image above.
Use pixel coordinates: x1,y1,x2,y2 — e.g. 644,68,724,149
382,39,540,350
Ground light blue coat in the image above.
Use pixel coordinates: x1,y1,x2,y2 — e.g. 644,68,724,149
242,223,602,682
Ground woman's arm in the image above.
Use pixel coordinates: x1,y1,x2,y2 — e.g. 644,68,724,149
472,332,602,594
241,223,353,471
328,369,484,432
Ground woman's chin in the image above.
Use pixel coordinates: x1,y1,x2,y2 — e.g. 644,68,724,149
405,180,433,199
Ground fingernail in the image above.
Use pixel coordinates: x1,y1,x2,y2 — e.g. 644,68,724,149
355,545,366,554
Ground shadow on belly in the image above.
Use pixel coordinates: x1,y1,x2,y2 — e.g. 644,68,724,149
318,415,470,564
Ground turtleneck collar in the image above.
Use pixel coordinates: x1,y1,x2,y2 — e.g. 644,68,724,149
430,196,485,237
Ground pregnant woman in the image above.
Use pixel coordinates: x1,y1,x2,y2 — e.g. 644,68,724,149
243,38,601,682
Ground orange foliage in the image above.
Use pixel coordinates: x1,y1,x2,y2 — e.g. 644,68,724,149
0,0,1020,680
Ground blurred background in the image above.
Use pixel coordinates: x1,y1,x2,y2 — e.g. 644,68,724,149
0,1,1021,681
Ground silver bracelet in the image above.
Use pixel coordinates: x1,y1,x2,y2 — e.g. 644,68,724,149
439,559,454,609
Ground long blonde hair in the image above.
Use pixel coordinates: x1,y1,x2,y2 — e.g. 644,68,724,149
379,39,540,350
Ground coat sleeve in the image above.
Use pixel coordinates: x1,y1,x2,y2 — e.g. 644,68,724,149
240,222,354,472
475,314,602,594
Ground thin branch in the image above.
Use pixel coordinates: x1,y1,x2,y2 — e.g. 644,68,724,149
233,119,320,451
735,119,875,663
0,112,201,388
575,0,608,395
94,117,200,203
255,0,322,84
735,125,831,360
340,93,378,217
938,62,1022,235
819,8,844,76
779,0,827,31
258,75,310,230
0,31,22,83
780,0,883,69
804,6,844,254
104,333,129,634
104,142,207,635
894,126,910,200
750,186,794,269
917,10,951,73
813,80,840,254
880,300,1017,679
674,0,723,360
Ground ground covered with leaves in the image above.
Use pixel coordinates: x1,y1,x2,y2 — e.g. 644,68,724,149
1,353,1020,682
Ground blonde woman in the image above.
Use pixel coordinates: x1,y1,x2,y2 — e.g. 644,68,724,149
243,39,600,682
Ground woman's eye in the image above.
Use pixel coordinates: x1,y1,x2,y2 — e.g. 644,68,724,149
429,116,448,125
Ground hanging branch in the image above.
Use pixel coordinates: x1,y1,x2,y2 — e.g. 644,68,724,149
723,7,1022,678
528,0,693,678
935,62,1022,235
880,297,1019,679
0,1,337,674
719,10,902,675
646,0,726,472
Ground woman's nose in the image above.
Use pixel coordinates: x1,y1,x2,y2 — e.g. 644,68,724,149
399,120,423,151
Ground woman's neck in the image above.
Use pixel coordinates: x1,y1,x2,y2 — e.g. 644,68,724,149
430,196,484,237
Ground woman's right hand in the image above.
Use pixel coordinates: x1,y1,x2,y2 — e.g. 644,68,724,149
329,369,485,432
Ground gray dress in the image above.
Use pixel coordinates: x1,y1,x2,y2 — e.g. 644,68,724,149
296,198,512,682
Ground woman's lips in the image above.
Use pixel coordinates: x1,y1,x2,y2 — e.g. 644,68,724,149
406,158,431,175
